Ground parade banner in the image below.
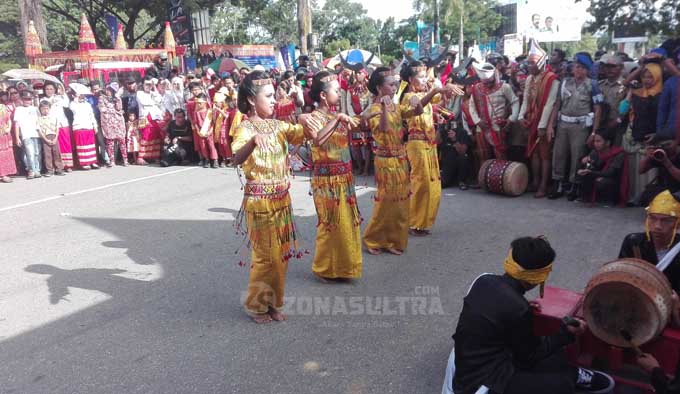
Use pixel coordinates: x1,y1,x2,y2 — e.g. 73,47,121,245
199,44,277,69
417,23,434,59
517,0,589,43
104,15,118,48
168,0,194,46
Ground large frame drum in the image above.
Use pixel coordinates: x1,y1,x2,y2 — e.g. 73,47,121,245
478,159,528,196
583,258,674,347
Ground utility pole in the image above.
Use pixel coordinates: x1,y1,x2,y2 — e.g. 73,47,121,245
297,0,312,56
433,0,440,44
458,0,464,57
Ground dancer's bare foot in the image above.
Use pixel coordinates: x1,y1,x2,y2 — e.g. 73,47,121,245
386,248,403,255
314,273,331,283
534,190,546,198
367,248,381,255
268,307,287,321
251,314,273,324
409,229,430,236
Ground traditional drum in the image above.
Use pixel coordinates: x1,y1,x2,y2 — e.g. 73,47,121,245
583,258,674,348
478,159,528,196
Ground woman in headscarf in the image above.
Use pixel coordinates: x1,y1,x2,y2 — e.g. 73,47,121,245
626,60,663,142
622,59,664,203
162,77,186,116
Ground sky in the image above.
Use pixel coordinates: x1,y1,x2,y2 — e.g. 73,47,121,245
356,0,416,23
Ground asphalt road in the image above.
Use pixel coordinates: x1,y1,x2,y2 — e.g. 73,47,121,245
0,165,644,394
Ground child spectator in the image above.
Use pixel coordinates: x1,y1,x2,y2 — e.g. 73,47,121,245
126,112,140,165
37,100,65,176
13,91,42,179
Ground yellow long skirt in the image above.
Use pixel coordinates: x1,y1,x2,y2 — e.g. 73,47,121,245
243,195,296,315
407,140,441,231
363,156,410,251
311,174,362,279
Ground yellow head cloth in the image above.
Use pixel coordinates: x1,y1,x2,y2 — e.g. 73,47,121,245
503,248,553,297
645,190,680,247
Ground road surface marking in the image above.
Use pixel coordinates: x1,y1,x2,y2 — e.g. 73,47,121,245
0,167,198,213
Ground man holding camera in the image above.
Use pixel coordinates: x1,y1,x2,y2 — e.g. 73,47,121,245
640,134,680,205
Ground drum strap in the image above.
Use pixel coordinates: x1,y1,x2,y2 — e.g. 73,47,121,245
632,246,642,260
657,240,680,272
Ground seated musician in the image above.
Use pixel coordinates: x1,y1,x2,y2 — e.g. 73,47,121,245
452,236,614,394
619,189,680,293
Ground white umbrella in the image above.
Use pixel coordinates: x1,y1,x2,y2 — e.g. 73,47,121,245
68,82,90,96
1,69,63,87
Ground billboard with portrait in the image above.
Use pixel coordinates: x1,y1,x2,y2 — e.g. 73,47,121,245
517,0,589,43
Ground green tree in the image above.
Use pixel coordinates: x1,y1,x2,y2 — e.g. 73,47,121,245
42,0,223,49
313,0,380,54
561,32,599,57
211,0,297,46
587,0,680,37
0,1,23,70
413,0,502,44
323,38,351,58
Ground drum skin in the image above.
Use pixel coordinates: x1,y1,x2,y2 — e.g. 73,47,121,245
478,159,529,196
584,258,673,347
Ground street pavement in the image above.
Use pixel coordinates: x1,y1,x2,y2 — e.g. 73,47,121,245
0,165,644,394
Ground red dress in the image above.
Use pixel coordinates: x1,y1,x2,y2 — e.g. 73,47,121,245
0,104,17,177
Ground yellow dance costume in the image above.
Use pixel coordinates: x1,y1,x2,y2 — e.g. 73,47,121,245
308,110,362,279
363,102,410,251
231,119,304,315
401,92,442,231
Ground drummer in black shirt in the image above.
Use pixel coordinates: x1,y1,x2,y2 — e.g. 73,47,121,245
452,236,614,394
619,189,680,295
161,109,194,167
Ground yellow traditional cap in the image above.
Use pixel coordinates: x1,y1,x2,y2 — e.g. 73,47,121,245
646,190,680,247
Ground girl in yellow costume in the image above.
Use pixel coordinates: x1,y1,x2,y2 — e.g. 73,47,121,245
362,67,411,255
303,71,363,280
400,61,462,235
231,70,320,324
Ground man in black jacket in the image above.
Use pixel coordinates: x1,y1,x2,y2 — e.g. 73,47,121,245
619,189,680,294
452,237,614,394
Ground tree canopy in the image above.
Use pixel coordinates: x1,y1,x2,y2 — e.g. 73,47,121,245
586,0,680,37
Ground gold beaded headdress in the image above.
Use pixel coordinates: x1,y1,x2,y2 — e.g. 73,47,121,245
320,74,338,83
253,78,273,86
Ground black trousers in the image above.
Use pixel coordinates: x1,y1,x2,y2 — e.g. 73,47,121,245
162,141,195,165
497,351,577,394
579,176,618,204
440,145,471,188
